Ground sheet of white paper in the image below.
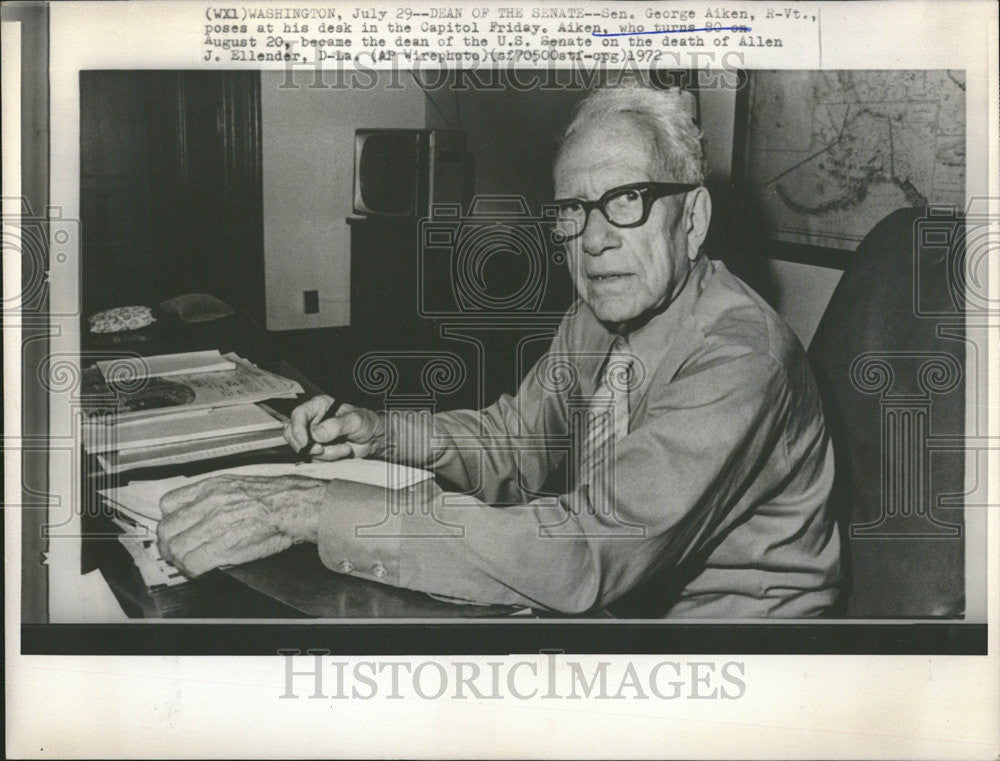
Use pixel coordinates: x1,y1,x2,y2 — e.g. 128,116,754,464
105,499,159,534
98,459,434,522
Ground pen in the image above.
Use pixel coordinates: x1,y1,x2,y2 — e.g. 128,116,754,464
297,399,344,461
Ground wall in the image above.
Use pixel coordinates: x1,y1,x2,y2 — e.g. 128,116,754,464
260,73,844,345
260,72,427,330
426,79,581,214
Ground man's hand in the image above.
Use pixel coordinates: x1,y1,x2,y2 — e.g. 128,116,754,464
284,395,385,461
156,474,327,577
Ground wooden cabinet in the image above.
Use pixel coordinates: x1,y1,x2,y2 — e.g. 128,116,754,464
80,71,265,328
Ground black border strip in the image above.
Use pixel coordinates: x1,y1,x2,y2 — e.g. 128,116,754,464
23,623,987,655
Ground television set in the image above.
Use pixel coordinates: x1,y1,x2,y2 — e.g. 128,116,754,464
353,129,468,219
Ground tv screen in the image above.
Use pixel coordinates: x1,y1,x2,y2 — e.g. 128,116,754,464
357,132,418,215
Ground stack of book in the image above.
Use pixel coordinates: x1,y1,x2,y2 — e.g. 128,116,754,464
82,350,304,474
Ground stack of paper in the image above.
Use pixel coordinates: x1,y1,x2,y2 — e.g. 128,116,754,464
99,459,434,589
83,404,284,454
96,349,236,382
82,351,304,473
117,532,188,588
102,504,186,588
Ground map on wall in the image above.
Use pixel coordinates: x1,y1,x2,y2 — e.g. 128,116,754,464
745,70,966,250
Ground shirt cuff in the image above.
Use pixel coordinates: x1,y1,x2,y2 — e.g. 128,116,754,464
316,479,406,586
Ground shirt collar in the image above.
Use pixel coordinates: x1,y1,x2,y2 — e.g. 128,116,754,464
584,255,713,388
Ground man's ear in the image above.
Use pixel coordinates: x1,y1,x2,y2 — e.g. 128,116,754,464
684,186,712,261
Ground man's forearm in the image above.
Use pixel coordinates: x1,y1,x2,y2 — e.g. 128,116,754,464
375,409,437,467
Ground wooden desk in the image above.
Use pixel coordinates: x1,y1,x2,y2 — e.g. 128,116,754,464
83,357,518,619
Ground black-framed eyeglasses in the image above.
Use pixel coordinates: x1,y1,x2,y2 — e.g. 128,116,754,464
552,182,698,242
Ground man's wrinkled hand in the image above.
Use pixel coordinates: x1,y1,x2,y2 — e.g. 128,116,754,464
284,394,385,461
156,474,327,577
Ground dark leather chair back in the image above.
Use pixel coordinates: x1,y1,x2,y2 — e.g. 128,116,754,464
808,207,966,617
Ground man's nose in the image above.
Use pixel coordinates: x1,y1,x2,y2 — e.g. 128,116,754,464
581,207,620,256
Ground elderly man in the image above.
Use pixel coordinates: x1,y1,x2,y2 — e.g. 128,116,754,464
158,84,841,617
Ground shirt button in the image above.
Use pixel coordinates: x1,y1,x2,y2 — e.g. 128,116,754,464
338,559,354,574
373,562,387,579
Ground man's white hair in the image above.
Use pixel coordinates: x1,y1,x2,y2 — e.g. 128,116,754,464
559,84,706,185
